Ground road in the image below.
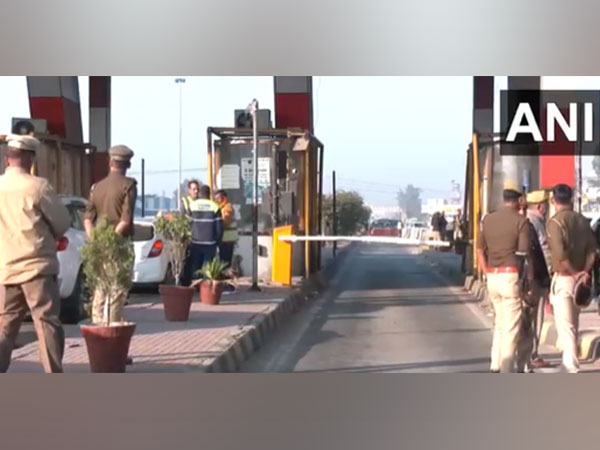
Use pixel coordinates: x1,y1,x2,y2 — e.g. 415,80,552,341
242,244,495,373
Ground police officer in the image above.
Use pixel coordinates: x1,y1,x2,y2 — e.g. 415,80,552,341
476,182,530,373
83,145,137,324
546,184,597,373
523,190,552,369
0,134,71,372
181,179,200,216
182,185,223,285
515,195,550,373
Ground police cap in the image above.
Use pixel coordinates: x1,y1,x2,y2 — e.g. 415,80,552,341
5,134,40,152
108,145,134,161
526,190,548,205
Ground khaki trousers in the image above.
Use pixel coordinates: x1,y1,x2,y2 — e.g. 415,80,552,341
550,274,579,373
91,288,128,324
0,275,65,373
487,272,522,373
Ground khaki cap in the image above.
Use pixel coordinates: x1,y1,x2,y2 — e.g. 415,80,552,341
108,145,134,161
5,134,40,152
526,190,548,204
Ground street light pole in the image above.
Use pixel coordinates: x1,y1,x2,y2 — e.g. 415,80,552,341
175,77,186,210
247,99,260,291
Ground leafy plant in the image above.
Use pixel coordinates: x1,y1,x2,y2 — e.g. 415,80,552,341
81,218,134,326
193,257,228,284
154,211,192,286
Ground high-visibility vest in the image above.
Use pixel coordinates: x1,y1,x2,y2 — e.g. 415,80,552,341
220,202,238,242
181,195,193,215
188,198,223,245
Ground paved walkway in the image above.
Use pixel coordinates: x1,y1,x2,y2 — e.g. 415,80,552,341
8,282,297,373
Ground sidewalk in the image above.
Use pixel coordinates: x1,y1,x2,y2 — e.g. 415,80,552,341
8,243,349,373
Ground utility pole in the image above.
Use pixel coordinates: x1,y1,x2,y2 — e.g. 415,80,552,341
248,99,260,291
333,170,337,258
141,158,145,217
175,77,186,210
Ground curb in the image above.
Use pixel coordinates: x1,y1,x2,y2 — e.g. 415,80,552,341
199,244,355,373
464,277,600,364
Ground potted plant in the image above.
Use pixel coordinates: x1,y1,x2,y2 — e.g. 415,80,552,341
79,219,136,373
193,257,229,305
154,211,195,321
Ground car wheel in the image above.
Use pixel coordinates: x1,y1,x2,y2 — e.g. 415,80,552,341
60,270,87,324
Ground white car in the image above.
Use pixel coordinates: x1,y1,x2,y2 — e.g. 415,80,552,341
56,196,90,324
132,218,172,287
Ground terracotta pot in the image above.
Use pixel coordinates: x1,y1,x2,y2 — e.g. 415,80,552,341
159,284,195,321
80,322,136,373
200,280,223,305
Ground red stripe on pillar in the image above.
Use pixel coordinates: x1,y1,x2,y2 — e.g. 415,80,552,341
89,76,110,108
29,97,66,137
539,106,575,188
275,93,312,131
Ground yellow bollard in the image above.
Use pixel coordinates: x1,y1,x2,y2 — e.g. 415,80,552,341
272,225,294,286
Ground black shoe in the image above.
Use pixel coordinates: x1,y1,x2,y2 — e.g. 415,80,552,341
126,356,133,365
490,369,500,373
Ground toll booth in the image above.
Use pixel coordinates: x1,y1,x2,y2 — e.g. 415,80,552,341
206,112,324,282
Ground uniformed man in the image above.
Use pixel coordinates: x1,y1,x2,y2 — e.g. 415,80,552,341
83,145,137,324
476,182,530,373
546,184,597,373
0,134,71,373
181,179,200,215
181,185,223,285
515,195,550,373
524,190,552,369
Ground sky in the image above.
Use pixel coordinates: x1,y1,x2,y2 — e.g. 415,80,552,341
1,76,598,206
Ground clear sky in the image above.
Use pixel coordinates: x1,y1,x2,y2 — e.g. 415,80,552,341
1,76,598,206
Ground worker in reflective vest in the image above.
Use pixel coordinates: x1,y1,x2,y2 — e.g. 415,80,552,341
214,189,238,267
181,185,223,286
181,179,200,216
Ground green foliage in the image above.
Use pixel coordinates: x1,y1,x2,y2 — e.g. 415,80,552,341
195,257,228,282
154,212,192,285
81,218,134,325
322,190,372,236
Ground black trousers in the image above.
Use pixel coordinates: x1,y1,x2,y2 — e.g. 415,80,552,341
182,244,217,286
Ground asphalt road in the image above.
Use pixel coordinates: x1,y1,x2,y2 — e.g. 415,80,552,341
242,244,495,373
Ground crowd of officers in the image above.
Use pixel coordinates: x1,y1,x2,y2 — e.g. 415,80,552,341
0,135,238,372
477,182,597,373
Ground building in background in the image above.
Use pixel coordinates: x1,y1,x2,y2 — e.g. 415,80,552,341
135,194,175,217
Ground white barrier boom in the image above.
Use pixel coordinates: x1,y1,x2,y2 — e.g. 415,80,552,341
278,235,451,248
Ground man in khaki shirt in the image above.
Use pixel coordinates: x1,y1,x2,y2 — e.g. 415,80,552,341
476,184,530,373
547,184,597,373
0,134,71,373
84,145,137,324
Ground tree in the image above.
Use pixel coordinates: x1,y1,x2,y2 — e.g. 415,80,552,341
322,190,371,236
397,184,422,219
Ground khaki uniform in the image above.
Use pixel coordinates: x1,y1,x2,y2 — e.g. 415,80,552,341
84,171,137,323
0,137,71,373
477,206,530,372
547,210,597,373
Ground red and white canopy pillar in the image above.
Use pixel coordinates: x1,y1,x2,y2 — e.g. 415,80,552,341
26,76,83,143
274,76,313,132
89,76,111,183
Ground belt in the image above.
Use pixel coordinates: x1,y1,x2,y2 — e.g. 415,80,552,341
487,266,518,274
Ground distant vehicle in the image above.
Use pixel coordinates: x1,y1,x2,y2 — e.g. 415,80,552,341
368,218,400,237
56,196,90,324
132,218,173,288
